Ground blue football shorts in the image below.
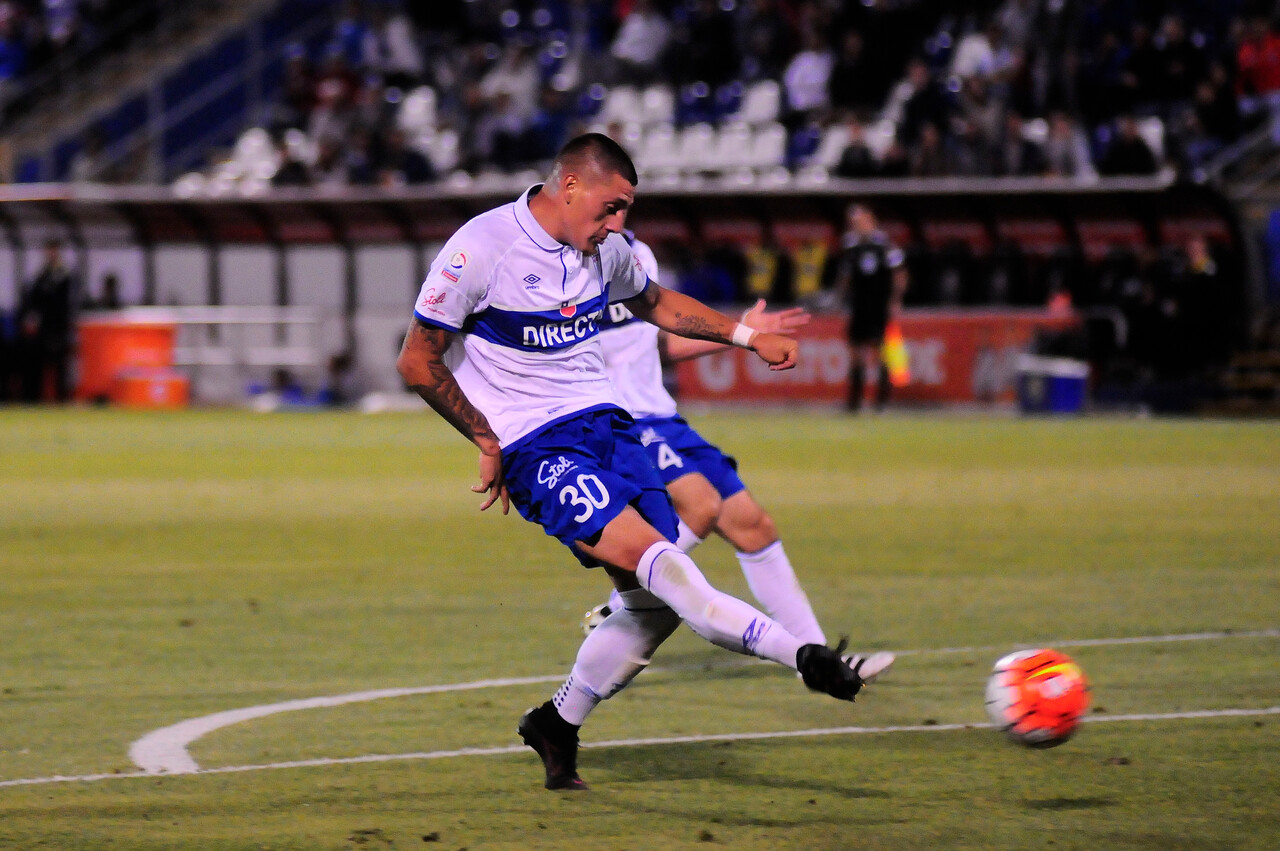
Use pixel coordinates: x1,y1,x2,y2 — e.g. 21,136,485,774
503,407,679,567
634,415,747,500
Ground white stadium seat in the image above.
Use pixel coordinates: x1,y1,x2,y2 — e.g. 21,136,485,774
640,84,675,126
637,123,680,174
677,122,717,171
601,86,642,125
1138,116,1164,160
746,121,787,169
812,123,853,169
712,121,754,170
398,86,438,135
737,79,781,125
864,118,897,160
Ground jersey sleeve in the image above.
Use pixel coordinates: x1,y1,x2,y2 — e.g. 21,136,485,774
413,232,491,331
601,232,652,303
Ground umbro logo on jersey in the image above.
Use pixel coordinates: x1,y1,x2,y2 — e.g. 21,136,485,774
523,274,541,287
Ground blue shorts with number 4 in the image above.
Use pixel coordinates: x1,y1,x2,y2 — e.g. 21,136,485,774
503,407,679,567
634,415,747,500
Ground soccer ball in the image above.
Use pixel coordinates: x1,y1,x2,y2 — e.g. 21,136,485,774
985,648,1090,748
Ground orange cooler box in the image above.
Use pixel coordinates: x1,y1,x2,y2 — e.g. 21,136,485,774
111,369,190,409
78,318,177,401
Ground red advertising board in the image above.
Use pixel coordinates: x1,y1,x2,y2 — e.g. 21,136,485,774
674,310,1079,404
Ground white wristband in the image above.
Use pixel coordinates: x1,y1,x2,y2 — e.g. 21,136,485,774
731,322,756,348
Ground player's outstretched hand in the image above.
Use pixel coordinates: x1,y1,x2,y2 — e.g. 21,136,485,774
473,450,510,514
750,331,798,371
743,299,810,336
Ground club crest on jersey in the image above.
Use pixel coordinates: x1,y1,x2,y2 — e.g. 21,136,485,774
441,250,468,282
559,302,577,318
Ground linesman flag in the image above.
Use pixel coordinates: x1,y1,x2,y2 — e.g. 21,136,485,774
882,321,911,387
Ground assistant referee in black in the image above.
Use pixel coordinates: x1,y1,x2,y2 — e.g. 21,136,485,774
834,203,908,412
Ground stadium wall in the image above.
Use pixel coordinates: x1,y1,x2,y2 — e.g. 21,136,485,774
0,178,1248,404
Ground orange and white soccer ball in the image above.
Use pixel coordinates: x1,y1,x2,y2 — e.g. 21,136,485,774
985,648,1090,748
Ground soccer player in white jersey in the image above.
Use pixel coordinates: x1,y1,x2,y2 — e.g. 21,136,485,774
592,234,894,680
398,134,885,792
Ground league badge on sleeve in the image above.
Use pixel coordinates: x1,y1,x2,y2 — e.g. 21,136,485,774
442,250,468,283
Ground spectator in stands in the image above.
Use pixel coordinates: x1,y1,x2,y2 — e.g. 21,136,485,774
1098,114,1158,176
16,238,76,403
833,115,878,179
680,0,740,87
1235,16,1280,98
950,20,1013,83
781,25,833,129
609,0,669,86
1154,14,1206,108
377,127,434,186
828,29,878,116
677,241,739,305
271,136,312,187
68,125,109,182
0,11,25,99
469,39,540,171
995,0,1037,52
994,110,1045,176
308,44,359,144
908,121,949,177
949,116,996,176
361,2,422,90
1042,110,1094,178
344,126,377,185
1074,29,1132,126
878,136,910,177
1121,22,1162,111
310,137,349,188
889,57,952,146
736,0,796,81
332,0,369,68
958,75,1004,153
273,44,316,132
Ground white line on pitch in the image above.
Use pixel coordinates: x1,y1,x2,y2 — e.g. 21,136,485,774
4,706,1278,789
127,628,1279,775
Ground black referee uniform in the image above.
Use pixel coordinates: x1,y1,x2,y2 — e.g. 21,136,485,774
836,229,905,410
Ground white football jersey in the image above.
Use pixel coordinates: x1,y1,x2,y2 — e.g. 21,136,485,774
598,237,679,420
412,185,651,449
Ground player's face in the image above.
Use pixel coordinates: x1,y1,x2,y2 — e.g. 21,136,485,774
566,170,635,254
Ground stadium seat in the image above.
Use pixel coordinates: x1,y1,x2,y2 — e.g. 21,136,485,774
1137,116,1164,161
601,86,642,126
746,122,787,169
864,119,897,160
637,123,680,174
677,123,717,172
713,121,754,170
423,129,460,173
640,84,675,127
811,123,852,170
735,79,781,126
397,86,438,135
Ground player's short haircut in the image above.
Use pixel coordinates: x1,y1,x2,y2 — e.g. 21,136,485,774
548,133,638,189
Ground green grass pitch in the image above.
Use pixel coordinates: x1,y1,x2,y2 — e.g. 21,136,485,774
0,408,1277,850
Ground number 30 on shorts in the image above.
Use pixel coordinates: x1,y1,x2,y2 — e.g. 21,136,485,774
559,474,611,522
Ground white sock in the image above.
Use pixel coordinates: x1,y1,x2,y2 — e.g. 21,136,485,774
636,541,804,668
553,587,681,726
737,541,826,646
675,518,704,552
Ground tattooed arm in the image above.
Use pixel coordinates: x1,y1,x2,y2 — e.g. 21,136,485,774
397,318,509,513
624,282,799,371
